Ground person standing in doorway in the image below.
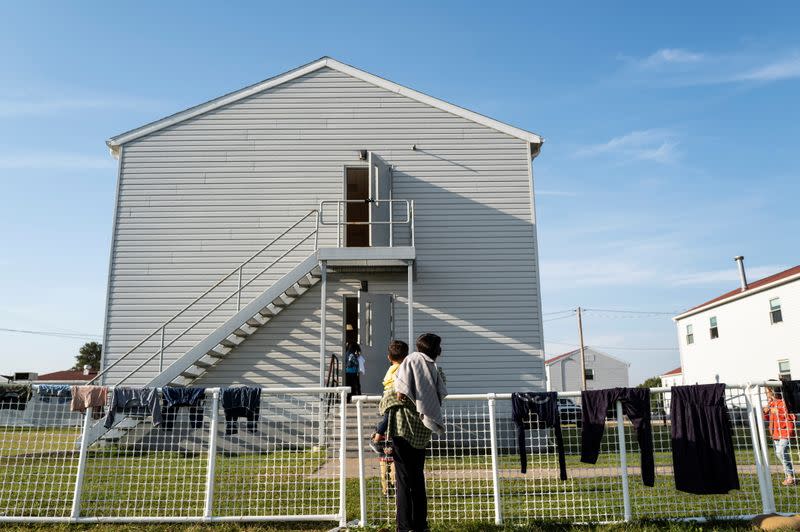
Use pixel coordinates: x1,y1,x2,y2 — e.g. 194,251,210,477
344,342,364,402
764,386,796,486
381,332,448,532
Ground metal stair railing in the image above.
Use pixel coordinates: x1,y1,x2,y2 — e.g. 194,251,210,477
90,209,320,386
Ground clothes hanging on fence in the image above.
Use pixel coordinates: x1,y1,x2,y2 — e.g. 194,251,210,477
221,387,261,435
37,384,72,403
70,385,108,416
104,387,162,429
0,383,33,410
780,380,800,414
161,387,206,430
580,387,655,487
511,391,567,480
670,383,740,494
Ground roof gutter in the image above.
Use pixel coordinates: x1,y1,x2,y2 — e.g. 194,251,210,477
673,271,800,321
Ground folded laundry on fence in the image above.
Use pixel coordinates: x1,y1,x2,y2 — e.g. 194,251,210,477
70,385,108,415
0,383,33,410
221,387,261,435
581,387,655,487
161,387,206,430
511,391,567,480
670,383,740,494
37,384,72,403
104,387,162,428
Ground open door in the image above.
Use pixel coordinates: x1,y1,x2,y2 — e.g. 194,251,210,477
358,291,393,394
368,152,392,247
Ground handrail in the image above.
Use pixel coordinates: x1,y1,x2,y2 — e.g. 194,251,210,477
112,230,318,386
318,199,414,248
91,209,319,385
326,353,340,388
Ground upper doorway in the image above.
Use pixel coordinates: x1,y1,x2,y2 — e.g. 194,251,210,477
343,152,393,247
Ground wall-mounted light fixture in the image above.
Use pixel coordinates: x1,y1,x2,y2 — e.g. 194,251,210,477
358,150,368,160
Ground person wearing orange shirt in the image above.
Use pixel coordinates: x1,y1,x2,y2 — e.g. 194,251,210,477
764,387,797,486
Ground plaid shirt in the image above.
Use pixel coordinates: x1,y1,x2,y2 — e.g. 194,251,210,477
379,392,432,449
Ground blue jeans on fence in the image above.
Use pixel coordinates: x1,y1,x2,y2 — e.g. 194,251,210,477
775,438,795,477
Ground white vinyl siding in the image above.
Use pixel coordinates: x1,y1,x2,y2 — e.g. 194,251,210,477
103,67,544,393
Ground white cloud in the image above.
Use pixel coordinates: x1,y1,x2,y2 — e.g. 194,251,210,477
734,54,800,82
575,129,679,164
640,48,706,67
0,153,113,170
620,48,800,86
669,265,788,286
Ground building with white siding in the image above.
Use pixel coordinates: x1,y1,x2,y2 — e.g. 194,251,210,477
95,57,546,398
659,366,683,388
545,347,630,392
674,258,800,385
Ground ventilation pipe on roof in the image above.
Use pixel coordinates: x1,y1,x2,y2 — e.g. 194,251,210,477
734,256,748,292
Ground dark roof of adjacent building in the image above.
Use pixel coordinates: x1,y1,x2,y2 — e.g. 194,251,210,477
37,369,97,382
678,264,800,318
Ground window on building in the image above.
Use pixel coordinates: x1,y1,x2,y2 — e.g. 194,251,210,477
709,316,719,339
770,298,783,324
584,368,595,380
686,324,694,345
778,360,791,381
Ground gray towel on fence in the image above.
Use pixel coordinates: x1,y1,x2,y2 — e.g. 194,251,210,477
393,351,448,434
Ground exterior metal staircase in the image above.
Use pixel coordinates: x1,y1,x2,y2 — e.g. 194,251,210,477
84,210,322,444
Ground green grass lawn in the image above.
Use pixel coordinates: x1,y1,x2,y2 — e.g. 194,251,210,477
0,425,796,529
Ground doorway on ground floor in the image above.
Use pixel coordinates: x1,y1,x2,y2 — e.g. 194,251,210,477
342,291,393,395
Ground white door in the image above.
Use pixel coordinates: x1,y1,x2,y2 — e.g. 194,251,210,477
368,152,392,247
358,291,393,394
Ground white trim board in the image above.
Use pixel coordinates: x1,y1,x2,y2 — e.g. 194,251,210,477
106,57,543,156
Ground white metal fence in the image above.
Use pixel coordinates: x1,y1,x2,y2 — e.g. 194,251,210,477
0,386,348,525
354,383,798,526
2,382,799,526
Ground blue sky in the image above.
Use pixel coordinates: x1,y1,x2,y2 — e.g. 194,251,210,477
1,2,798,384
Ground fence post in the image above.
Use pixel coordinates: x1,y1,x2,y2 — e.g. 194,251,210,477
615,400,632,522
70,406,94,521
203,389,220,521
338,388,348,528
356,398,367,527
745,385,772,514
487,393,503,525
753,385,777,513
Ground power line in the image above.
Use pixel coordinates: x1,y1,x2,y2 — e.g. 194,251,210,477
543,314,575,323
542,309,576,316
547,340,678,352
583,308,678,316
0,327,101,340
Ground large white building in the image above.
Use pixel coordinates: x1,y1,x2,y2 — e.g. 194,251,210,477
96,57,546,399
545,347,630,392
674,258,800,385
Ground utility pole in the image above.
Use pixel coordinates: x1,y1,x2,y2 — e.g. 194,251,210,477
576,306,587,391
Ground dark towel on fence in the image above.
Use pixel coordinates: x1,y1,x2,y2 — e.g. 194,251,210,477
511,392,567,480
104,387,162,429
580,387,655,487
221,387,261,435
781,380,800,414
161,387,206,430
0,383,33,410
670,383,740,494
37,384,72,403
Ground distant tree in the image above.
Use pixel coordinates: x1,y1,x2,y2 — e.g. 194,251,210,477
73,342,102,372
639,376,664,418
638,376,662,389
